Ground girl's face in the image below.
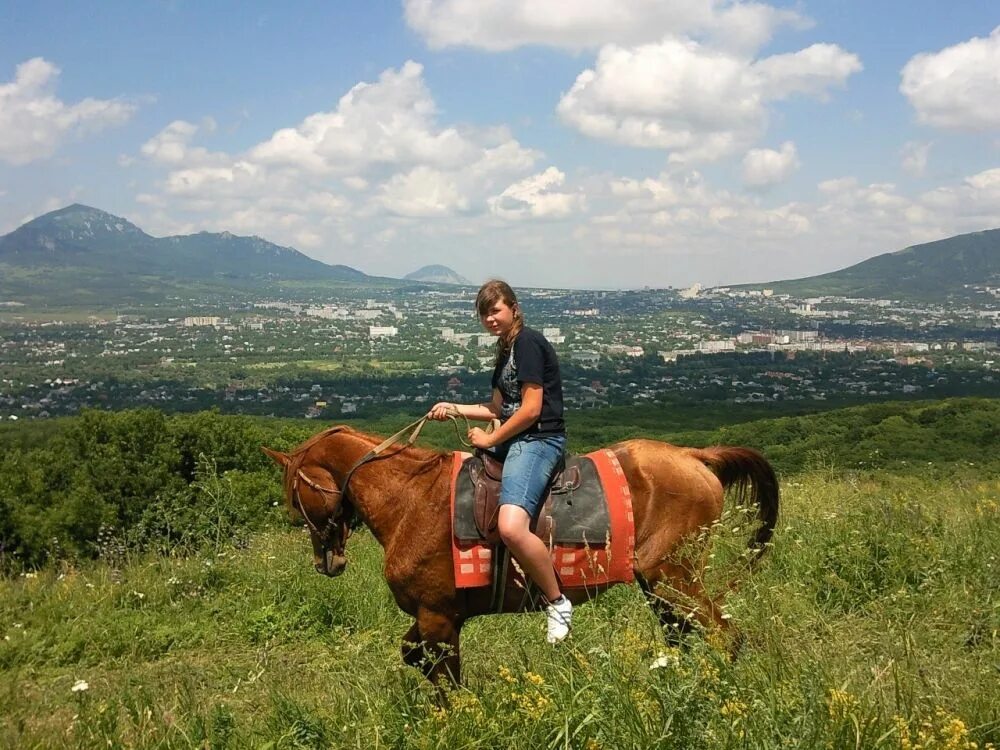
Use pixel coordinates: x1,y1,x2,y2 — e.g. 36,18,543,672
480,298,516,336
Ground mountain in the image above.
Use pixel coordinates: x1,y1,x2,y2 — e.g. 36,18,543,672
0,204,365,282
749,228,1000,299
403,264,471,285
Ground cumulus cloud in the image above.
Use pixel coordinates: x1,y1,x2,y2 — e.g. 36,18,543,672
134,61,553,270
0,57,135,165
489,167,584,219
404,0,805,54
901,26,1000,130
248,61,484,174
379,166,467,217
753,43,863,100
557,39,860,161
900,141,932,177
141,119,222,166
742,141,800,187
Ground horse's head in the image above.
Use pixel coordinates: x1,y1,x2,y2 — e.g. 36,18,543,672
263,446,354,577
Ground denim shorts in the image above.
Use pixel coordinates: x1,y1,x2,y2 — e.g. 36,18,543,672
493,433,567,519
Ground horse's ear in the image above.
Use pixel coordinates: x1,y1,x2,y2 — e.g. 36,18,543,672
261,447,290,468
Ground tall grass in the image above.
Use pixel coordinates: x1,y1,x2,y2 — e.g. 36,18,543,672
1,471,997,749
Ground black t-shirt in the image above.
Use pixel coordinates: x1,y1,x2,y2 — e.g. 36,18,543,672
491,326,565,436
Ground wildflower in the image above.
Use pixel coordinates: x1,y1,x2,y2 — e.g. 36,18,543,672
649,648,681,670
720,699,748,719
71,680,89,693
498,665,516,683
827,688,859,720
524,671,544,686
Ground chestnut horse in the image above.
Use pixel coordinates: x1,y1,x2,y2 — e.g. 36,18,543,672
263,425,778,684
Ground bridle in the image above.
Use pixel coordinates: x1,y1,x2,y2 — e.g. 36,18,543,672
287,411,485,565
291,468,353,551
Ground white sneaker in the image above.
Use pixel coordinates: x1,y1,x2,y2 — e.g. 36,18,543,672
546,596,572,644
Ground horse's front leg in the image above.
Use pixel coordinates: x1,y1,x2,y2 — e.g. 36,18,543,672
401,621,423,669
415,607,462,686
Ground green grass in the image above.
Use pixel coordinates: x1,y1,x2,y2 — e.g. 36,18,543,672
2,470,997,749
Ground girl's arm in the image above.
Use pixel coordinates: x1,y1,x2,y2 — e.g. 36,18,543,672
428,389,502,421
472,383,541,447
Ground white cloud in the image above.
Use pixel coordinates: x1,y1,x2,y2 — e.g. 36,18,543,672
0,57,135,165
379,166,467,217
753,43,862,100
404,0,805,54
342,176,369,191
901,27,1000,131
134,61,549,269
489,167,584,219
248,61,482,174
141,120,222,166
557,39,860,161
742,141,800,187
900,141,932,177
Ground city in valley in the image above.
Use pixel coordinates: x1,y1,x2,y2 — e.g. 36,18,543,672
2,282,998,422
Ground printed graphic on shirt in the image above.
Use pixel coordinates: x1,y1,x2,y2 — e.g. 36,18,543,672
497,348,520,420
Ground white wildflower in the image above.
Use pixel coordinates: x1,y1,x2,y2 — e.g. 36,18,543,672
649,651,680,670
71,680,89,693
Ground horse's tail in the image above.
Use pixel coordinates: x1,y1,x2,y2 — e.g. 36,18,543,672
690,446,779,568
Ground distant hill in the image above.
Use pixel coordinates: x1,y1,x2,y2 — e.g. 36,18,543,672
748,228,1000,299
0,204,366,281
403,264,471,285
0,204,381,306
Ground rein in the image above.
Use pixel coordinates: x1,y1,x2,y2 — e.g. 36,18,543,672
291,409,488,533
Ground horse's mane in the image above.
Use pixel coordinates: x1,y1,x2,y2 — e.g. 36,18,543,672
289,423,449,483
289,425,351,457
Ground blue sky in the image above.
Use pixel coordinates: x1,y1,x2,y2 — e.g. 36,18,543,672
1,1,999,288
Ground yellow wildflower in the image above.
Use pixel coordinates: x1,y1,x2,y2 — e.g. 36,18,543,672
827,688,859,720
720,699,749,720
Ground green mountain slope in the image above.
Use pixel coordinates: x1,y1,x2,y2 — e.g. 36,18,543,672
751,228,1000,299
0,204,378,305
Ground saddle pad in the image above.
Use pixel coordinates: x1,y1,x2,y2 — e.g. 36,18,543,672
449,449,635,590
453,453,611,544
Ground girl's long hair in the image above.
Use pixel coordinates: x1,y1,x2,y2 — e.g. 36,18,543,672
476,279,523,367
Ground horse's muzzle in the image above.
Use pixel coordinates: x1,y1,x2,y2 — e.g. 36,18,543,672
315,549,347,577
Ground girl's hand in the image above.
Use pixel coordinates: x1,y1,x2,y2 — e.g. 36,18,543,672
468,427,494,450
427,402,455,421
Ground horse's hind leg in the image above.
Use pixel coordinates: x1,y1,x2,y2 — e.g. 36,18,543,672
639,563,735,650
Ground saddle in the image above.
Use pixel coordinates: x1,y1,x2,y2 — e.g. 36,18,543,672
453,450,611,547
449,448,636,594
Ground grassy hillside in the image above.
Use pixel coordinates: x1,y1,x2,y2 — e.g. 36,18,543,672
752,228,1000,300
1,400,998,746
1,468,997,748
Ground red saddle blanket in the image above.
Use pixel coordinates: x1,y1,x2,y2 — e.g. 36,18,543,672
449,449,635,590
